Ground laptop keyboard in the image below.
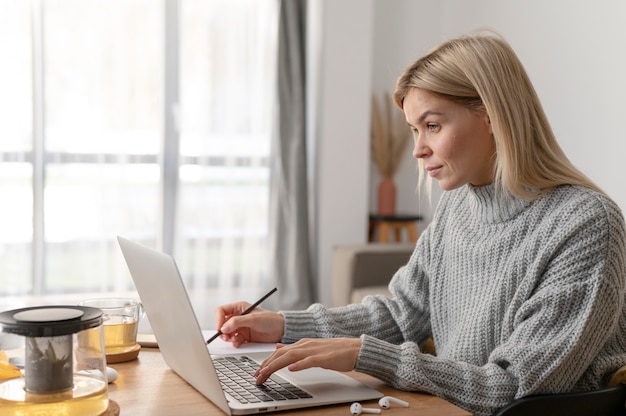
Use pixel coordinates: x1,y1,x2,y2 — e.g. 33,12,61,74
214,356,313,404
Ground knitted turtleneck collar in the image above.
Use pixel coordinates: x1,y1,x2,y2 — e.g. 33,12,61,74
466,183,533,224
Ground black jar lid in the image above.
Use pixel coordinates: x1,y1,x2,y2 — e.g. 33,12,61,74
0,305,103,337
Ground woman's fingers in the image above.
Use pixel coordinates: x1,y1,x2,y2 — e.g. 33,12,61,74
215,302,251,332
254,338,362,384
214,306,286,345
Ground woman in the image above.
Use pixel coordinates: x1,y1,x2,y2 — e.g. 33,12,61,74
215,32,626,415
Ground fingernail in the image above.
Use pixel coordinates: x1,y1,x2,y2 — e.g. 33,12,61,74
255,370,266,385
221,324,231,333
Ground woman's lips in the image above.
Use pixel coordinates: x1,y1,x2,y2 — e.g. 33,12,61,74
427,166,442,177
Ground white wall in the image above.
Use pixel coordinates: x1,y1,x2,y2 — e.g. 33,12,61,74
311,0,374,305
314,0,626,305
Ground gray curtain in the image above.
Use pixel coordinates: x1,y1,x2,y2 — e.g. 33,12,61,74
269,0,315,309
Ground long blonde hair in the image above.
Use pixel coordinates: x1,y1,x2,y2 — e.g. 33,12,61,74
393,31,602,199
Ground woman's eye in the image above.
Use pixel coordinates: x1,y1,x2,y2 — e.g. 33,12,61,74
427,123,439,132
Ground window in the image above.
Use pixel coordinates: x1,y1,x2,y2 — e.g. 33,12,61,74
0,0,277,314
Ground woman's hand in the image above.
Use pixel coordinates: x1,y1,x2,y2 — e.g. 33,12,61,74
254,337,363,385
215,302,285,347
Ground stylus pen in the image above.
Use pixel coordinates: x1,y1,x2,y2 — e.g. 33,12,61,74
206,287,278,345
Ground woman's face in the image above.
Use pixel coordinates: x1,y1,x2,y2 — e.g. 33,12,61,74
403,88,496,191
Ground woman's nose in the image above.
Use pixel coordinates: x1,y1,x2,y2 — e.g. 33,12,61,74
413,137,430,159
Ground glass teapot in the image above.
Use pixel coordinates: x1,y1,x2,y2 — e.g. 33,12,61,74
0,305,109,415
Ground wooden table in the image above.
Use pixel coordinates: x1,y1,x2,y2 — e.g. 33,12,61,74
107,348,470,415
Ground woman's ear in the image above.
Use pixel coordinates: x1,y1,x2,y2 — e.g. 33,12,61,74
476,104,492,134
480,106,492,135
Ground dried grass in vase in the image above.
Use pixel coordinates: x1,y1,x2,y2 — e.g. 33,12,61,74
371,92,411,179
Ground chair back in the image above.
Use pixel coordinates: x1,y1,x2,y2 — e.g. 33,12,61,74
494,384,626,416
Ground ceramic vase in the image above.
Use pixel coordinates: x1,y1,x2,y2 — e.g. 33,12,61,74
377,177,396,216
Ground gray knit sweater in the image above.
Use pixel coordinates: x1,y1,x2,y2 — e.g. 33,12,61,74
281,184,626,415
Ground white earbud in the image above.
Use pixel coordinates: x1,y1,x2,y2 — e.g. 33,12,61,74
350,402,382,415
378,396,409,409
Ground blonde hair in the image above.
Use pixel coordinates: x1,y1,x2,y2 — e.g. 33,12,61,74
393,31,602,199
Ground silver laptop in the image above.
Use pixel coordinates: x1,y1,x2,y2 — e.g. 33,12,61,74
117,236,382,415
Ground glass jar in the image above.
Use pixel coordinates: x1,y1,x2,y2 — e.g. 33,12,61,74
0,305,108,415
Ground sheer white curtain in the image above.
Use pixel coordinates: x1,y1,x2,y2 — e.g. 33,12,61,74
176,0,279,322
0,0,162,303
0,0,278,328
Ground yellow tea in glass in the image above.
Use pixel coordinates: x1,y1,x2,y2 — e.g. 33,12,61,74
101,317,138,354
77,298,142,355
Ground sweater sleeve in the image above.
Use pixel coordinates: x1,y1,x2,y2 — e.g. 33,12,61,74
280,232,433,346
